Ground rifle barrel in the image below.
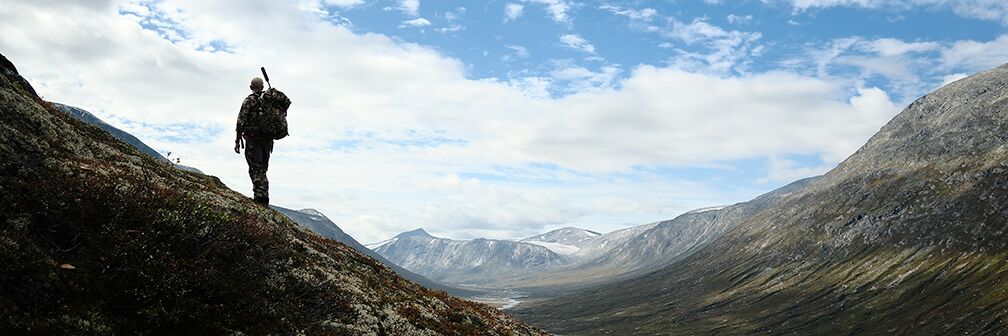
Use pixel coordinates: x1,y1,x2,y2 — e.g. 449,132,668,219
260,67,271,88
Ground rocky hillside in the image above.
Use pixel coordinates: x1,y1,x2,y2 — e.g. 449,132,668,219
576,177,818,274
514,64,1008,334
0,53,546,335
370,229,564,286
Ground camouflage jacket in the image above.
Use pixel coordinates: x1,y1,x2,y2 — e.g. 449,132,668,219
236,92,263,137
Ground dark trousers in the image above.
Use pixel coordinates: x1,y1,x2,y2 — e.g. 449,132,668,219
244,136,274,199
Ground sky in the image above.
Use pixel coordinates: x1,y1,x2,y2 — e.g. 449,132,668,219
2,0,1007,243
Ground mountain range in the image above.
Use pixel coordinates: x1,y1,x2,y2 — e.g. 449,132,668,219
369,228,566,286
369,176,818,293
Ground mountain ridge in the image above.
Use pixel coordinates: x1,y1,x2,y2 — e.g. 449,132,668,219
371,230,565,286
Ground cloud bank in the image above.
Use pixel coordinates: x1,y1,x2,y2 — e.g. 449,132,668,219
0,0,938,242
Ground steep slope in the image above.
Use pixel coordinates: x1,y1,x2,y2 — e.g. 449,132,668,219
515,64,1008,334
0,54,544,335
579,177,819,273
273,206,478,297
569,222,659,260
372,229,564,285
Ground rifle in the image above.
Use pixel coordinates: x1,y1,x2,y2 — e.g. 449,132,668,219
260,67,272,89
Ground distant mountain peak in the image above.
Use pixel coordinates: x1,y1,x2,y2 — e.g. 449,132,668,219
556,227,601,236
519,227,604,255
522,227,601,244
397,228,432,238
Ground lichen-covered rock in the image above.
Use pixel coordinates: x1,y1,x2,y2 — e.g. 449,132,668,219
0,53,548,336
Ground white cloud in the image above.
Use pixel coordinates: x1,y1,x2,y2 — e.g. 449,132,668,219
517,69,899,171
941,73,968,85
756,156,832,185
793,35,1008,102
790,0,885,9
1,0,911,243
559,34,596,53
505,75,553,98
505,3,524,22
659,18,763,74
434,25,463,33
788,0,1008,25
322,0,364,8
507,45,530,58
599,5,658,21
400,17,431,28
522,0,573,23
548,65,621,92
443,6,465,21
726,14,753,24
398,0,419,16
665,18,756,44
940,35,1008,70
944,0,1008,23
871,38,940,56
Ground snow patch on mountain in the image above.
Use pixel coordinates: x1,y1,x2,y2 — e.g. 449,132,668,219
522,241,581,256
366,238,399,250
686,205,729,214
297,208,326,218
520,227,601,249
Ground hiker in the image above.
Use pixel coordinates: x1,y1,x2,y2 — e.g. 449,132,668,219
234,75,290,205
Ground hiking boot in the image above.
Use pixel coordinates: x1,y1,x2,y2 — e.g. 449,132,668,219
253,196,269,205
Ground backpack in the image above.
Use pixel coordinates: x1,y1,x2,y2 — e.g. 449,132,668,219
252,88,291,140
